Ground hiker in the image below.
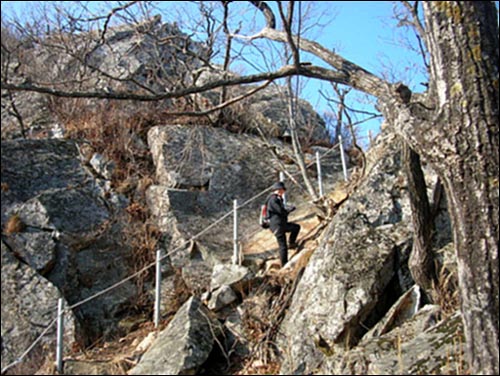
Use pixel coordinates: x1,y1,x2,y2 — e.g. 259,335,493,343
267,181,301,267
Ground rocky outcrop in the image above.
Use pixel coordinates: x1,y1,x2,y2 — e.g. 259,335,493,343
0,115,341,374
1,17,206,140
195,66,329,142
81,17,207,94
1,241,77,375
244,86,329,142
1,139,136,357
146,124,333,268
0,127,462,375
278,134,414,374
146,124,275,266
129,296,223,375
277,132,460,374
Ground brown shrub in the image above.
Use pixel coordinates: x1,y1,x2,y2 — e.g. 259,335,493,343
4,213,26,234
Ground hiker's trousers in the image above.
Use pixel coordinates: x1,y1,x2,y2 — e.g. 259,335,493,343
274,222,300,266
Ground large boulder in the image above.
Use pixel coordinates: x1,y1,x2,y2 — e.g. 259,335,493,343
1,241,77,375
1,139,137,347
278,134,416,374
129,296,223,375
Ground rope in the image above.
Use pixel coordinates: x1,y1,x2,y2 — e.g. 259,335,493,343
1,317,58,374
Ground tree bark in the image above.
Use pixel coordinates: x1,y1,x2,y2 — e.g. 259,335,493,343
402,142,438,301
391,3,499,374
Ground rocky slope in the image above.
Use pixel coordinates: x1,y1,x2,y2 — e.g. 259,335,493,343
1,129,463,375
1,17,463,376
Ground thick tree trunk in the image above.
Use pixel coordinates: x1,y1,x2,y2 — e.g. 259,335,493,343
393,3,499,374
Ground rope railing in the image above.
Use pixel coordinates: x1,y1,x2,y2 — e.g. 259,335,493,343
1,139,350,375
1,317,58,374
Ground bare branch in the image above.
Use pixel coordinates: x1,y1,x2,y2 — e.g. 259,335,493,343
247,1,389,98
248,1,276,29
1,63,347,101
96,1,142,43
401,1,429,70
318,89,380,117
163,79,273,117
220,1,233,105
277,1,300,67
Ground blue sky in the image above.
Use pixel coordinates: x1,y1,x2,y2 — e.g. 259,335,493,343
1,1,429,144
289,1,427,142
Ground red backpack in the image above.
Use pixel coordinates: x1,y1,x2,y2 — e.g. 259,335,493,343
259,193,277,229
259,203,270,229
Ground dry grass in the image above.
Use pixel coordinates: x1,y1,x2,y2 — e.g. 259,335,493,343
235,359,281,375
435,262,460,318
48,98,165,309
4,213,26,234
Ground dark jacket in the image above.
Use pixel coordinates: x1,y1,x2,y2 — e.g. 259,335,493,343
267,193,289,234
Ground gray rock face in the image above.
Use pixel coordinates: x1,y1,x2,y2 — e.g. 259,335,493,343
278,137,415,374
148,124,276,192
4,231,56,274
147,124,280,265
321,307,464,375
129,296,223,375
1,241,76,375
85,19,207,93
18,188,110,234
1,139,136,347
1,139,92,210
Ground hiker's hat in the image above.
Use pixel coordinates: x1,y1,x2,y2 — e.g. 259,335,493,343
272,181,286,191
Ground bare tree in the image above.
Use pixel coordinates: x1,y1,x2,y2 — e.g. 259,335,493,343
1,2,498,373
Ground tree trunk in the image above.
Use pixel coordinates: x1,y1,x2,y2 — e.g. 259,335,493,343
392,3,499,374
402,142,438,302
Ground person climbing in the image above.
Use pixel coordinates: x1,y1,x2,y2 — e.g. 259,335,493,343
266,181,301,267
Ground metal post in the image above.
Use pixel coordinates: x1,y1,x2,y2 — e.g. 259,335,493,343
279,171,287,205
56,298,64,374
316,151,324,197
339,135,348,181
233,199,238,264
154,249,162,328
